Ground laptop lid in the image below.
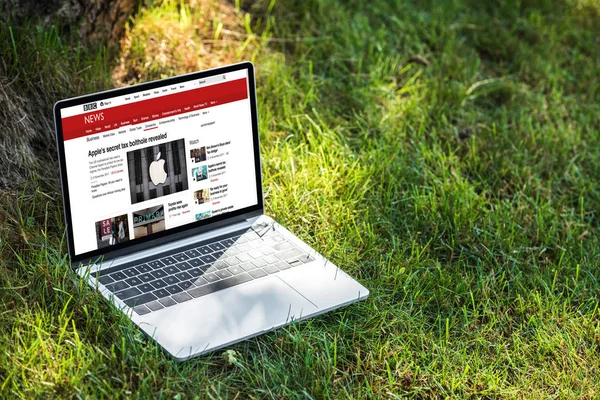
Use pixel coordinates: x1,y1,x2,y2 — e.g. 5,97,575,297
54,62,263,266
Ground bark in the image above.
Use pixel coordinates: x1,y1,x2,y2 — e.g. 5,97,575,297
1,0,137,52
0,0,138,190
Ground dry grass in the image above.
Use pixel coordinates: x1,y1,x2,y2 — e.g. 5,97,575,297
0,78,45,189
113,0,257,86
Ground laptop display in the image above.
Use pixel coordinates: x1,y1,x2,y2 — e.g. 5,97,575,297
55,65,261,259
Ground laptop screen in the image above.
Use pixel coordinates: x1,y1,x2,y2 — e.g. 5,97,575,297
57,65,260,258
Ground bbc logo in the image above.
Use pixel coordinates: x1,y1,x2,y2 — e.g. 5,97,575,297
83,102,98,111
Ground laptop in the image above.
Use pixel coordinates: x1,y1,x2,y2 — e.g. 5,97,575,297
53,62,369,360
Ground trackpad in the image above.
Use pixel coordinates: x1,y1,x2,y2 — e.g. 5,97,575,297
139,277,317,358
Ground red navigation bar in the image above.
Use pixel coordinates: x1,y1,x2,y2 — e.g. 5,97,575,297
61,78,248,141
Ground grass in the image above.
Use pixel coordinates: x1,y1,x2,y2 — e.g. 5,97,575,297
1,0,600,397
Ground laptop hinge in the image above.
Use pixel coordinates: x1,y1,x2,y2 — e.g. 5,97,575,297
76,213,262,274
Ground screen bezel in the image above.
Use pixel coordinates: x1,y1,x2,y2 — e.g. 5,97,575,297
54,62,263,265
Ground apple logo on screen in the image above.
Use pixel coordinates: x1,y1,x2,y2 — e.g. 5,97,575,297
149,152,167,185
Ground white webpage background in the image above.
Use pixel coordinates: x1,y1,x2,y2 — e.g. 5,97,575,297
63,97,258,255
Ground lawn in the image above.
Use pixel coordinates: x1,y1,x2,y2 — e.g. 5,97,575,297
1,0,599,398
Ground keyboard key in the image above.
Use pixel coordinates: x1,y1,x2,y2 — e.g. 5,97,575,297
164,266,179,275
225,257,240,266
224,247,240,256
125,293,157,307
159,297,177,307
200,254,216,264
184,249,201,258
136,264,152,273
203,273,219,283
273,242,293,252
134,305,151,315
261,247,276,255
172,292,193,303
228,266,244,275
110,271,127,281
212,250,225,259
213,261,228,270
161,257,177,266
188,258,204,267
197,246,212,255
146,301,164,311
249,250,263,259
115,287,142,300
164,276,180,285
275,248,304,261
248,240,264,249
123,268,138,278
165,285,183,295
271,234,285,242
138,283,154,293
243,232,259,241
176,261,192,270
235,244,251,253
263,265,279,274
151,269,168,279
259,229,276,237
222,238,235,247
178,280,195,290
236,253,252,262
264,255,279,264
153,288,170,298
275,261,291,271
204,265,218,274
98,275,114,285
240,262,257,272
106,281,129,292
191,277,208,287
300,255,316,263
209,242,225,252
148,260,164,269
139,273,154,282
249,269,267,279
288,259,303,267
251,259,267,268
125,276,143,286
188,268,203,278
215,270,233,279
175,271,193,281
188,273,253,298
173,253,189,262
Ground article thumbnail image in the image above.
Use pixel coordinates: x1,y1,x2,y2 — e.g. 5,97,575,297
132,205,166,238
127,139,188,205
95,214,129,249
190,147,206,163
195,211,212,221
192,165,208,182
194,188,210,204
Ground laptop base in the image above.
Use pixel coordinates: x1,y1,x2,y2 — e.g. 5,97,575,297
80,214,369,359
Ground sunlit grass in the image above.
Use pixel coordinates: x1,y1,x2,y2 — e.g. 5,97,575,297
1,0,600,398
113,0,258,85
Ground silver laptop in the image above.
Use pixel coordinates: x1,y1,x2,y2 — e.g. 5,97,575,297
53,62,369,360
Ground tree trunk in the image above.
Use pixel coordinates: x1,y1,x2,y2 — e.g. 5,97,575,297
0,0,137,191
2,0,137,52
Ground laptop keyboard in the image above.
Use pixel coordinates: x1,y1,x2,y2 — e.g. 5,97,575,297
95,228,315,315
